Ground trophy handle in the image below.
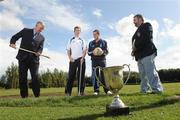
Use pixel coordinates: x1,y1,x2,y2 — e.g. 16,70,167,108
122,64,131,85
94,66,106,88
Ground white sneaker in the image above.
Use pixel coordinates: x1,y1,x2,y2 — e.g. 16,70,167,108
107,91,113,95
93,92,98,95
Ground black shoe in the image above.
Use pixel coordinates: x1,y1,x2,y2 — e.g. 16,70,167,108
21,96,28,98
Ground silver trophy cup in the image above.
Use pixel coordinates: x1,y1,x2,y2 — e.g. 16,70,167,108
94,64,131,115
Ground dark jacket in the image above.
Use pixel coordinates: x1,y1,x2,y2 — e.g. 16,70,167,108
10,28,45,63
132,22,157,61
88,39,108,61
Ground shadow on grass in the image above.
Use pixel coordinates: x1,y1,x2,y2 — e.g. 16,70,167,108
57,113,105,120
131,95,180,112
57,96,180,120
56,113,128,120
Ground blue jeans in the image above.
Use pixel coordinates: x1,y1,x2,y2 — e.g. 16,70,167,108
91,60,109,93
137,53,163,93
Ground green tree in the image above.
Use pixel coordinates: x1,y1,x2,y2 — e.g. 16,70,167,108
5,63,19,89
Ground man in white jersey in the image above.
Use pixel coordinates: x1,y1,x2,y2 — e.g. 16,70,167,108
65,26,87,96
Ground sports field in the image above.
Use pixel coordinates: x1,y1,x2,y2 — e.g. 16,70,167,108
0,83,180,120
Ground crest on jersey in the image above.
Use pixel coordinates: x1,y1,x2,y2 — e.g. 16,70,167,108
137,32,141,37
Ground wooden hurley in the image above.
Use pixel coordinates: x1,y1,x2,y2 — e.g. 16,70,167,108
18,47,50,59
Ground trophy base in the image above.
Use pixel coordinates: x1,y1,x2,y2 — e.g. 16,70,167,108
105,104,129,116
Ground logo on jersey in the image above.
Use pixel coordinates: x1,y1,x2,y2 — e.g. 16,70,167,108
137,32,141,37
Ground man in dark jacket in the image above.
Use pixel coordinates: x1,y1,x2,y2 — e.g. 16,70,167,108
9,21,45,98
132,14,163,94
88,29,112,95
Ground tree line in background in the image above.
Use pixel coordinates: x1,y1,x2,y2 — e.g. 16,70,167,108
0,63,180,89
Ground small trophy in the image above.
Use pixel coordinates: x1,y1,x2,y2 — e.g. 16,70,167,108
94,64,131,115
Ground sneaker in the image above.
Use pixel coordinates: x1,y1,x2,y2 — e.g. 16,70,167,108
107,91,113,95
65,93,71,96
93,92,99,95
78,92,84,96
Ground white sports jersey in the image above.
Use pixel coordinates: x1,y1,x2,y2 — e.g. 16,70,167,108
66,37,87,60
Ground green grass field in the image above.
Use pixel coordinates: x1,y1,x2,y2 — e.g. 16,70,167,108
0,83,180,120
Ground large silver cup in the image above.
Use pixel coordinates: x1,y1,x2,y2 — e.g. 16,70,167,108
94,64,131,115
